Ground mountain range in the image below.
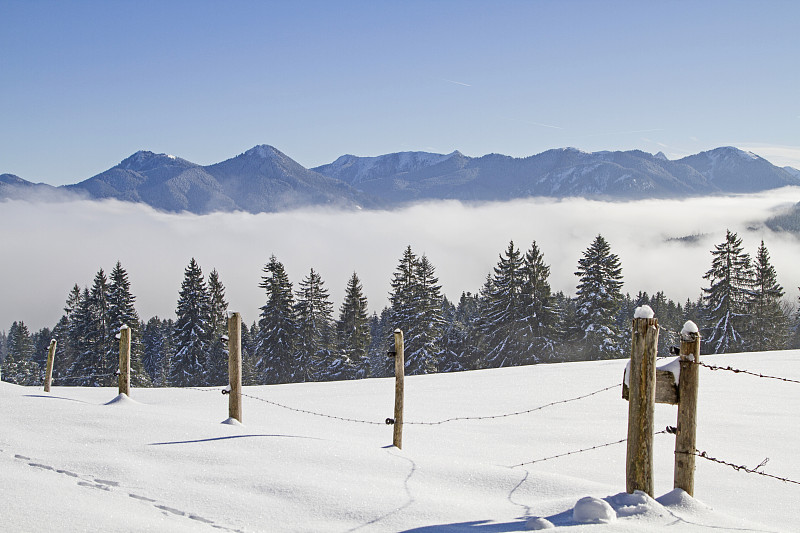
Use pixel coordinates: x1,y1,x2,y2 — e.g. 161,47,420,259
2,145,798,214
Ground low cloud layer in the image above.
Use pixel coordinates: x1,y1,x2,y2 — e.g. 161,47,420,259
2,190,800,332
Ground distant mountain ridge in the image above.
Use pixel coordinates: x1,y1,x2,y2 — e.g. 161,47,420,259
2,145,798,214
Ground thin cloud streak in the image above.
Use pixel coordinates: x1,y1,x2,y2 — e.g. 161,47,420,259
2,190,800,331
441,78,472,87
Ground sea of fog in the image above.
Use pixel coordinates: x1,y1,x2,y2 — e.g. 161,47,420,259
2,189,800,331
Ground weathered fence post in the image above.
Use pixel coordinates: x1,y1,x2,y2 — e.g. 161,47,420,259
393,329,405,449
227,311,243,423
626,313,659,496
674,320,701,495
43,339,57,392
118,325,131,396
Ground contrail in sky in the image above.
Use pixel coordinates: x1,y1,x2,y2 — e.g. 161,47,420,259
442,78,472,87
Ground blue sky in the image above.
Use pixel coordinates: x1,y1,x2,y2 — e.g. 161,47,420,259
2,0,798,185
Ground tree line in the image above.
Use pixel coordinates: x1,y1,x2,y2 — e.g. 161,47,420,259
1,231,797,387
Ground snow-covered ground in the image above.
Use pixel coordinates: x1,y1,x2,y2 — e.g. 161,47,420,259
2,350,799,532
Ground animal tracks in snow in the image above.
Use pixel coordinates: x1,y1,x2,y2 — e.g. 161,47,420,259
8,450,245,532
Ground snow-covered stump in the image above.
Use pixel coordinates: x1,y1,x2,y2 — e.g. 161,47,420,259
118,325,131,397
43,339,57,393
392,329,405,449
626,307,659,497
227,312,243,423
674,321,701,496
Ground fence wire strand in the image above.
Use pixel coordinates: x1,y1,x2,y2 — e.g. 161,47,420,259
405,383,620,425
180,382,621,428
683,449,800,486
510,429,670,468
699,362,800,385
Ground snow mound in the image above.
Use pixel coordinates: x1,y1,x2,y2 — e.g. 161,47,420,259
573,496,616,523
104,393,137,406
634,305,655,319
607,490,664,518
221,417,243,426
525,516,555,529
657,488,711,513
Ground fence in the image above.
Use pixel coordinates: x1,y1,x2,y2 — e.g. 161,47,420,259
30,311,800,496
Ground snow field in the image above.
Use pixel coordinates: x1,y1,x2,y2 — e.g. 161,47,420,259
2,351,799,531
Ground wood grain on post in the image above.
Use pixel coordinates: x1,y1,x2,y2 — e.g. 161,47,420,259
43,339,57,393
393,329,405,449
626,317,659,496
674,325,701,496
118,325,131,397
228,312,243,423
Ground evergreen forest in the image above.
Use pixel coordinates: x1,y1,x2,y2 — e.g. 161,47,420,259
2,231,798,387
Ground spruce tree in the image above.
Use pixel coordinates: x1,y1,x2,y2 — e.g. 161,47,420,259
749,240,789,351
107,262,151,387
367,309,393,378
408,254,444,374
336,272,371,379
574,235,625,360
205,269,229,385
171,258,211,387
0,330,7,366
54,284,82,382
255,255,297,384
522,240,558,361
1,321,39,385
702,230,753,354
294,268,335,381
68,270,113,386
482,241,528,367
388,247,443,375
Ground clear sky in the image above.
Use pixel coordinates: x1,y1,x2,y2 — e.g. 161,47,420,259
1,0,798,185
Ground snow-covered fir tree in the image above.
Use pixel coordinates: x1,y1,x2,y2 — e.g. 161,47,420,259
522,241,559,361
367,309,393,378
336,272,371,379
142,317,174,386
53,284,82,381
0,330,6,365
702,230,754,354
294,268,336,381
255,255,297,384
574,235,625,360
438,295,471,372
748,240,789,351
1,321,39,385
204,269,229,386
388,247,443,375
482,241,529,367
171,258,211,387
107,261,151,387
67,270,114,386
240,322,259,386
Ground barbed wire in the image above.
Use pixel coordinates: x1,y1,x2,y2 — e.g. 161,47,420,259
404,383,620,425
699,362,800,385
683,449,800,486
179,383,621,428
510,429,670,468
240,392,386,425
52,372,118,384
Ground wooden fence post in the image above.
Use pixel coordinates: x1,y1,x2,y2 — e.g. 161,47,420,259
228,311,243,423
393,329,405,449
43,339,57,393
674,321,701,496
118,325,131,397
626,315,659,496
